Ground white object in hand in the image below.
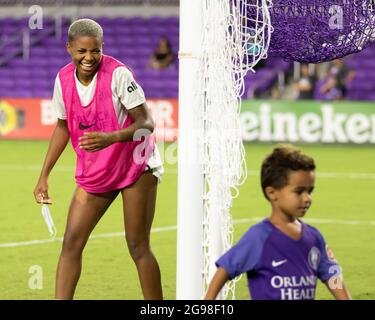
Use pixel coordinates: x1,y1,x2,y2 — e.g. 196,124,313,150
41,204,57,238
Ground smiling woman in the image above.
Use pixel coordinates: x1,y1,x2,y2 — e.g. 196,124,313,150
33,18,164,300
68,36,102,83
67,21,103,85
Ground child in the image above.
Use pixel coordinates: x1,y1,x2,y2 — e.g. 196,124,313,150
205,145,351,300
33,19,164,299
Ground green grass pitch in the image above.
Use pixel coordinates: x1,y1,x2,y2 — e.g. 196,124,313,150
0,140,374,299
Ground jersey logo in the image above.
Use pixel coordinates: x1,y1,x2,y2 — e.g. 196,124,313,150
272,259,288,267
127,81,138,93
79,122,97,130
308,246,321,271
326,245,337,262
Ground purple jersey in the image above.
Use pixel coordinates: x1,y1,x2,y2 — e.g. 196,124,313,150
216,219,341,300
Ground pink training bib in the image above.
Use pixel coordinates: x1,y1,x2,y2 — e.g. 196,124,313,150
59,55,154,193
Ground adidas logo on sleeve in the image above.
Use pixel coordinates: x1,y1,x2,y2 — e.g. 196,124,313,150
127,81,138,93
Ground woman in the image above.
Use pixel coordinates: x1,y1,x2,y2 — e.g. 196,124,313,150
148,36,174,70
33,18,164,300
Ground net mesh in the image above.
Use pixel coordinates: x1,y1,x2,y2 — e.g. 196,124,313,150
198,0,374,300
268,0,375,63
200,0,271,299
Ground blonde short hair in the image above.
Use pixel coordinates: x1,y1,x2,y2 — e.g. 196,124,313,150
68,18,103,43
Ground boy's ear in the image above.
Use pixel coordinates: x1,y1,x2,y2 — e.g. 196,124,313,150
265,186,277,202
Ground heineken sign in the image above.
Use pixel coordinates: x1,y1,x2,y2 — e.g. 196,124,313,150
240,101,375,144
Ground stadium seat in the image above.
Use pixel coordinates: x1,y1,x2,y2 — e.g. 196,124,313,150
1,15,373,100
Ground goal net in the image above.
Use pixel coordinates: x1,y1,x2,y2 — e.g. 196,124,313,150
200,0,272,299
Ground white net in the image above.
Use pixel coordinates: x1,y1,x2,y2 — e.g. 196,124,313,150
200,0,272,299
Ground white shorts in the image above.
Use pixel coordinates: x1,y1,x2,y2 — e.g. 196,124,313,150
145,145,164,183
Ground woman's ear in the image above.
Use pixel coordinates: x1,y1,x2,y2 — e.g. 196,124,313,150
265,186,278,202
66,42,72,55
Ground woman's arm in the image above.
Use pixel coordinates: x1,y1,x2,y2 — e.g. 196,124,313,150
34,119,70,203
78,103,154,152
204,267,230,300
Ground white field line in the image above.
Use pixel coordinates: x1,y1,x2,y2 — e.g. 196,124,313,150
0,165,375,179
1,217,374,249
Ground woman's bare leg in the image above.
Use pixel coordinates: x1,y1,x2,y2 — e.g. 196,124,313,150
55,187,119,299
121,172,162,299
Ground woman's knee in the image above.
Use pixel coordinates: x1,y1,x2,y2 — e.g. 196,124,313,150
125,236,150,261
61,230,87,256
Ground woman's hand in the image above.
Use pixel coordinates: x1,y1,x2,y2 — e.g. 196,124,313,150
78,131,116,152
34,178,52,204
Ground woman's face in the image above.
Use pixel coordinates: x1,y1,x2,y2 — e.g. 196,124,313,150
159,39,169,50
67,36,103,81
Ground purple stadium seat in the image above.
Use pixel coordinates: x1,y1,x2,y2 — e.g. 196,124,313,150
127,17,148,26
12,68,33,78
29,67,50,78
143,69,164,80
104,47,120,57
32,89,52,98
0,78,15,87
2,15,371,100
17,79,33,88
2,16,192,99
164,88,178,98
115,36,134,46
0,69,13,78
131,26,151,36
160,66,178,77
29,57,50,67
148,16,166,24
12,89,33,98
1,25,18,35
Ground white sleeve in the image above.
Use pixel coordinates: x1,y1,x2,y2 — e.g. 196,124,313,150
52,75,67,120
112,66,146,110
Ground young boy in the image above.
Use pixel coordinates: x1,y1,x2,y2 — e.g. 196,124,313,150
205,145,351,300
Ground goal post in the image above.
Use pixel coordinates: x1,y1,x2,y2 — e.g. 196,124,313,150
176,0,205,300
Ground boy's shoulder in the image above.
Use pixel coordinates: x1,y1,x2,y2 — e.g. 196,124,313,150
241,219,274,242
303,222,323,235
301,221,326,243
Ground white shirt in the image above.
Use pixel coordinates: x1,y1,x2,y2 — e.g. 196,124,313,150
53,66,146,125
52,65,164,180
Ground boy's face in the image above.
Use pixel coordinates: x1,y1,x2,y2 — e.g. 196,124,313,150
269,170,315,218
67,36,103,80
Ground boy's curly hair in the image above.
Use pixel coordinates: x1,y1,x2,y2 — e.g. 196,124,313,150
261,144,316,200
